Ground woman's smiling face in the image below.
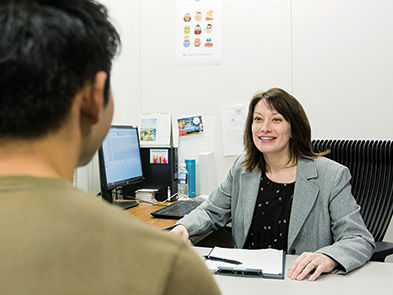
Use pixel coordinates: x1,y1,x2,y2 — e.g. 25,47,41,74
251,99,292,157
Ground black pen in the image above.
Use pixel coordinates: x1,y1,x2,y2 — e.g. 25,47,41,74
203,255,243,265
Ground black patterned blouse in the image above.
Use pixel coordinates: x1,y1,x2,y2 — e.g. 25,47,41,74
243,172,295,252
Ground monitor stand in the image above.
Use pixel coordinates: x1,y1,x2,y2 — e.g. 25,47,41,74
113,200,139,210
100,188,139,210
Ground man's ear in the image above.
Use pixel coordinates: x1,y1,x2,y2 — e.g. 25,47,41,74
80,71,108,124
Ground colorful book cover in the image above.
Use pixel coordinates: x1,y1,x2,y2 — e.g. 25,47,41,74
177,115,204,136
149,149,169,164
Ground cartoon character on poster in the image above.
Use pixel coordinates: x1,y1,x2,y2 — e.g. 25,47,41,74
205,23,213,34
194,38,201,47
184,26,190,34
183,13,191,22
204,38,213,47
194,24,202,35
178,120,187,136
183,36,190,47
206,10,214,21
195,11,202,21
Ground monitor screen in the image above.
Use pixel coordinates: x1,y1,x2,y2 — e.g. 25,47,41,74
98,126,143,194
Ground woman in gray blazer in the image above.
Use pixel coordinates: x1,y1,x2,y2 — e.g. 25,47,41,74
171,88,375,281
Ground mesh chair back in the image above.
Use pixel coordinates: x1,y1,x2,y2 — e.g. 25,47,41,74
312,140,393,242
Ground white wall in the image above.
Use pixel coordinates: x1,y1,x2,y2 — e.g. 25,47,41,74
76,0,141,193
292,0,393,140
76,0,393,261
106,0,393,183
139,0,292,182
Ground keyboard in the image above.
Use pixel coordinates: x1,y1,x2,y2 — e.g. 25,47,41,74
151,200,203,219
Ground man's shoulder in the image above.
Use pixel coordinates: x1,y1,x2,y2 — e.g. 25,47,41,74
0,175,186,251
0,176,220,294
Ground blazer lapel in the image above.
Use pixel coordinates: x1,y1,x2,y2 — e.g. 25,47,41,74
239,168,261,238
287,158,320,251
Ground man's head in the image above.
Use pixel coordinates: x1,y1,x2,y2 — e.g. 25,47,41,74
0,0,120,169
0,0,120,167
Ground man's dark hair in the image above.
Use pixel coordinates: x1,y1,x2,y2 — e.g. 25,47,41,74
0,0,120,138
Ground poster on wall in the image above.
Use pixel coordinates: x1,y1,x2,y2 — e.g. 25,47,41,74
222,103,248,156
139,113,172,147
175,0,223,66
177,115,204,136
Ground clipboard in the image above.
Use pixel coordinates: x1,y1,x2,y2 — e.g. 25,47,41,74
204,247,285,279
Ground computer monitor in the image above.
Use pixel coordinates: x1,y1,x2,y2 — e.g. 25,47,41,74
98,125,143,205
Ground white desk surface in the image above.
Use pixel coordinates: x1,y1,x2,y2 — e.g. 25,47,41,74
194,247,393,295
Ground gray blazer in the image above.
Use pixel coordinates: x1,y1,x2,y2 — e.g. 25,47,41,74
178,155,375,273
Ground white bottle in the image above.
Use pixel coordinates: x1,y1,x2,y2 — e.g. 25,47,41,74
177,163,189,197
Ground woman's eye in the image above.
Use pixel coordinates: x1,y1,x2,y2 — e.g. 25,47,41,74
273,118,282,122
253,117,262,121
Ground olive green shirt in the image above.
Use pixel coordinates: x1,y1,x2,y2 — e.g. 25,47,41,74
0,176,221,295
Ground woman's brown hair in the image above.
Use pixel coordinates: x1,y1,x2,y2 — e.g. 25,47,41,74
242,88,328,172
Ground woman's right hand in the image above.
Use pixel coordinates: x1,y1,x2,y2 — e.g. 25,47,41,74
170,224,189,241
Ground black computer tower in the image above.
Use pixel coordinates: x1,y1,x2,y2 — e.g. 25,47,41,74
124,147,178,201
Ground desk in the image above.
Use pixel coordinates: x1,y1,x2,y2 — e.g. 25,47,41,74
194,247,393,295
125,202,213,244
125,202,177,229
126,206,393,293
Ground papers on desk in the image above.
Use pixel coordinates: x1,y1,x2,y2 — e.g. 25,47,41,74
204,247,285,279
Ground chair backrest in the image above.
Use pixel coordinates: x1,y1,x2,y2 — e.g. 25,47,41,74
312,140,393,242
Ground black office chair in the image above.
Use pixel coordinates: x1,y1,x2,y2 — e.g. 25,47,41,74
312,139,393,262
